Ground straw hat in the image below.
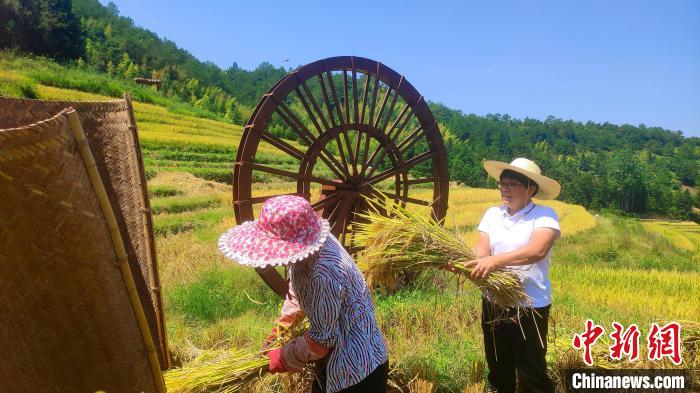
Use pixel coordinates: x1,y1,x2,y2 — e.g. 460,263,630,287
218,195,330,268
483,158,561,200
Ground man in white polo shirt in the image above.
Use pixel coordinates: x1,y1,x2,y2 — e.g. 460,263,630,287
466,158,561,393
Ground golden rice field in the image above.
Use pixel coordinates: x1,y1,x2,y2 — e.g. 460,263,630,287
37,85,311,183
641,220,700,255
16,81,700,391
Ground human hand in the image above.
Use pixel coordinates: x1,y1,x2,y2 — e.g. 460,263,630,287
464,256,501,279
439,261,468,273
439,261,457,273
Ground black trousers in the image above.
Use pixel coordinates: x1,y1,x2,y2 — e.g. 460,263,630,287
311,360,389,393
482,297,554,393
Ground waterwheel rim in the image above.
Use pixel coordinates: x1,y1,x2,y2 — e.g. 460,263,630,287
233,56,449,297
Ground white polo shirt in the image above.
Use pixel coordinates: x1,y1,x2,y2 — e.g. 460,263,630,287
476,201,560,308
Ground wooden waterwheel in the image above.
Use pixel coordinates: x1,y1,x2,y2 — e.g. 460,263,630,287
233,56,449,297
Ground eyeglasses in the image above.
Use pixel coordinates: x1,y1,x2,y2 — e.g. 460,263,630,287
496,180,525,190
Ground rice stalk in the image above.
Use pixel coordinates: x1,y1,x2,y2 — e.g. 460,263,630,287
355,194,530,308
164,320,308,393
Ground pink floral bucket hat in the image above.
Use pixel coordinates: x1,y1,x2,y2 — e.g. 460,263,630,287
218,195,330,268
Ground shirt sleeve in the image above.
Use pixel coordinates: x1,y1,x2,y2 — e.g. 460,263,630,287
281,333,331,372
305,274,343,348
275,283,305,328
476,207,496,234
533,207,561,232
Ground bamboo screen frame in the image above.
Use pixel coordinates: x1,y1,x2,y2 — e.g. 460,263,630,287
0,94,169,368
0,109,165,392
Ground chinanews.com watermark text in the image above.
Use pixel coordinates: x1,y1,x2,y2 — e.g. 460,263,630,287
564,369,692,392
564,320,696,392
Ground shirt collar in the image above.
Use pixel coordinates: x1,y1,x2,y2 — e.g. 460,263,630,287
500,201,535,219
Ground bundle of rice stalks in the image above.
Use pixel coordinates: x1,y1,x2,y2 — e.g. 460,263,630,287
355,195,530,307
164,320,308,393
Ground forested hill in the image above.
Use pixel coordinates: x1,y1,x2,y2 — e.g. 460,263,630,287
1,0,698,220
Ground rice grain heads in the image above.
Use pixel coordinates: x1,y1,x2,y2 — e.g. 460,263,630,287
355,195,530,308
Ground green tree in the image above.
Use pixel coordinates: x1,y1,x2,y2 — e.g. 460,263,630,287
0,0,85,60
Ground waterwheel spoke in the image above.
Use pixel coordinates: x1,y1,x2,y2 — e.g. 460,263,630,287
353,130,363,175
401,177,435,186
349,194,363,250
247,125,305,161
363,146,390,180
318,71,350,175
294,86,326,136
351,70,363,172
340,202,358,245
373,84,391,129
368,66,381,126
343,69,350,125
301,79,332,131
275,101,316,144
365,150,440,186
317,73,350,174
339,69,357,176
352,63,359,124
234,192,310,206
363,118,409,179
364,111,414,180
385,102,410,137
358,133,373,178
388,109,414,141
317,73,336,127
255,266,289,298
359,89,396,179
394,194,431,206
325,68,345,125
275,99,350,180
396,124,425,154
330,197,356,239
342,127,356,176
297,80,354,180
236,161,353,189
357,187,430,207
311,193,340,211
379,89,400,131
359,72,371,124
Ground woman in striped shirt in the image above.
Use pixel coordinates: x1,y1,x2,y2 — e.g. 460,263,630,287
219,195,388,392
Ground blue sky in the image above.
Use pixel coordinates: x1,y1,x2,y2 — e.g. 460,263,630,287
104,0,700,137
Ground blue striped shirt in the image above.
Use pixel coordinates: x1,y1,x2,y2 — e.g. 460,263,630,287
287,234,388,392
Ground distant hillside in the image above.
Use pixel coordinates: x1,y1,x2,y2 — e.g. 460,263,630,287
1,0,698,220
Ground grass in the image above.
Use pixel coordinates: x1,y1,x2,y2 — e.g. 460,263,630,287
0,69,38,98
167,266,279,325
151,194,223,214
149,185,182,198
0,52,224,120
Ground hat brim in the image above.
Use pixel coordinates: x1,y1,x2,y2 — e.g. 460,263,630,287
218,218,330,268
483,160,561,200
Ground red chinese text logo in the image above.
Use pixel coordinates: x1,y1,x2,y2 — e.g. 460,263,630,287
647,322,682,365
572,320,682,366
572,319,605,366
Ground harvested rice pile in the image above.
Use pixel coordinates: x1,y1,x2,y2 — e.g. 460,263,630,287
164,320,308,393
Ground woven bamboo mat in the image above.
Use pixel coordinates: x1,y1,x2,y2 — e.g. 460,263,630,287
0,95,169,369
0,109,164,392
